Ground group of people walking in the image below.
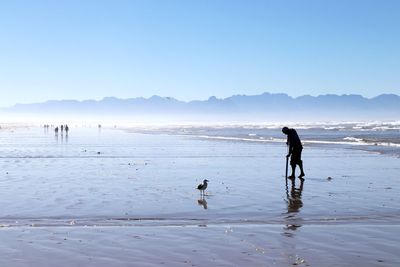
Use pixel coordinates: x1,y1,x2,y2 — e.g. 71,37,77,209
46,124,69,135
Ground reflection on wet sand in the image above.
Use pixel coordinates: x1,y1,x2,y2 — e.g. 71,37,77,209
282,178,306,265
287,178,304,213
283,178,304,234
197,196,208,209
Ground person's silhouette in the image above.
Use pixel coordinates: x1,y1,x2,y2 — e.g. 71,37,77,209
282,127,305,179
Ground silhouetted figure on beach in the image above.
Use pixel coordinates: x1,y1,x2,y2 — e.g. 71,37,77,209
65,124,69,134
282,127,305,179
60,125,64,133
55,127,59,135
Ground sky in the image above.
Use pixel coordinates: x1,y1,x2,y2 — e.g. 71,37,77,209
0,0,399,107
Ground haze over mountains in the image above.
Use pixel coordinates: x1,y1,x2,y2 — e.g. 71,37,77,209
2,93,399,123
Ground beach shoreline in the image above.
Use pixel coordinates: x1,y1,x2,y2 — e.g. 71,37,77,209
1,224,399,267
0,126,399,266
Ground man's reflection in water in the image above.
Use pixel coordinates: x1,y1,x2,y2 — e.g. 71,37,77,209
287,178,304,213
281,179,306,266
284,178,304,233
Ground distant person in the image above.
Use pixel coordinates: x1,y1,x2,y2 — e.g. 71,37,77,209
65,124,69,134
60,125,64,132
282,127,305,179
55,127,59,134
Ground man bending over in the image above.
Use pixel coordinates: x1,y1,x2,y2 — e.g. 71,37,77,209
282,127,305,179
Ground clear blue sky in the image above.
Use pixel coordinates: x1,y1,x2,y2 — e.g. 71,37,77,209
0,0,399,107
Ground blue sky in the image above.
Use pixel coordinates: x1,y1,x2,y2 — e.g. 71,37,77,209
0,0,399,107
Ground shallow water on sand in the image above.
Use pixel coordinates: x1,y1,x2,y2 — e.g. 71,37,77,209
0,127,399,266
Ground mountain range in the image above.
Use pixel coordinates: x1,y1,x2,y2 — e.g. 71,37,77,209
2,93,399,122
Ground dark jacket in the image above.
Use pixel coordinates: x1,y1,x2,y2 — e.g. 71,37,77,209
287,128,303,153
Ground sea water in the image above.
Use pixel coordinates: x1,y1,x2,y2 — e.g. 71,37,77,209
0,126,399,228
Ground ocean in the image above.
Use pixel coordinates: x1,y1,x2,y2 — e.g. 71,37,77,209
0,124,399,266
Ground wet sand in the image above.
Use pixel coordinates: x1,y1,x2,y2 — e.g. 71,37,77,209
0,127,399,266
1,225,399,267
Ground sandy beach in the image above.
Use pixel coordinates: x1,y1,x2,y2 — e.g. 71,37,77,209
0,126,399,266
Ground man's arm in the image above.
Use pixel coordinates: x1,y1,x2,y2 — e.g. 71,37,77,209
286,134,294,157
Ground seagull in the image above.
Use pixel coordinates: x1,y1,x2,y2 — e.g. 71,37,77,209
197,179,209,195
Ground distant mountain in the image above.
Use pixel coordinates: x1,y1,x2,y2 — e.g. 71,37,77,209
2,93,400,122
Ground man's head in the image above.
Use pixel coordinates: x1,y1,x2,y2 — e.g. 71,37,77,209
282,127,289,135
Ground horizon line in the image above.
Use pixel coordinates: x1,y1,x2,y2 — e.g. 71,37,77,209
2,91,399,109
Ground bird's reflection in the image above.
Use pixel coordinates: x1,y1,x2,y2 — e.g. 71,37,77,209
197,196,208,209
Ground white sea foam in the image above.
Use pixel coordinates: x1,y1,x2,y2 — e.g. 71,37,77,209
197,135,283,143
196,135,400,148
343,137,364,142
373,142,400,148
168,121,400,132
